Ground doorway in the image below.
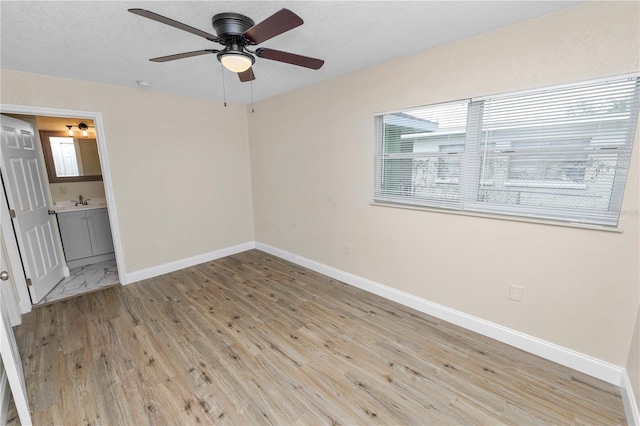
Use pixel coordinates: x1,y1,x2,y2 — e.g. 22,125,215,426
0,105,124,311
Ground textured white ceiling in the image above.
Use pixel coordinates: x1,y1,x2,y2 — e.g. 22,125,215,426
1,1,585,104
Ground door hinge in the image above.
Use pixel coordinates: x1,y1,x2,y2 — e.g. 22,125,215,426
9,209,16,219
26,278,32,287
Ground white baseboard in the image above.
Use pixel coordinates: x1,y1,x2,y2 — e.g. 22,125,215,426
124,242,256,285
621,370,640,426
255,242,624,386
0,369,9,426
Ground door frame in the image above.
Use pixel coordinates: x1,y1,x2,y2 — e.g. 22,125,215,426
1,104,125,311
1,235,32,425
0,179,31,316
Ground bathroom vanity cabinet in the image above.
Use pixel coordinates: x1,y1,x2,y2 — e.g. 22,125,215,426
57,207,115,268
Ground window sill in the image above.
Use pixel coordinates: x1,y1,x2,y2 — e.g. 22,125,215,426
370,201,623,233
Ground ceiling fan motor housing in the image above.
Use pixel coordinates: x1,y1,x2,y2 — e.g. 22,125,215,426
212,12,255,43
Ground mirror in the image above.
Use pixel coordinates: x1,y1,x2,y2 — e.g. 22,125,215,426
40,131,103,183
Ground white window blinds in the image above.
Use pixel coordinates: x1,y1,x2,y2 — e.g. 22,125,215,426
374,100,470,210
374,75,640,228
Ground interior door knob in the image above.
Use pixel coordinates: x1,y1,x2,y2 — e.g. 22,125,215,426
0,271,9,281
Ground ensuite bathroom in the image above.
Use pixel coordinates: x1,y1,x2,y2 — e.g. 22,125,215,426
3,113,119,305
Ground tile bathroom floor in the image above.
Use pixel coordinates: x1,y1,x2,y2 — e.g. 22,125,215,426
36,259,120,305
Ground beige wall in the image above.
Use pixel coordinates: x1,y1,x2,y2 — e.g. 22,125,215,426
1,70,255,273
248,1,640,367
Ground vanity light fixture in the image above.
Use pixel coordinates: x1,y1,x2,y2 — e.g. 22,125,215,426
78,123,89,138
66,123,92,138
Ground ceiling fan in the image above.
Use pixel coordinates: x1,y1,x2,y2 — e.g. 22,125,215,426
128,8,325,82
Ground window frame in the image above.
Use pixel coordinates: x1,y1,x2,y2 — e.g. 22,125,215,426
374,99,470,211
373,74,640,229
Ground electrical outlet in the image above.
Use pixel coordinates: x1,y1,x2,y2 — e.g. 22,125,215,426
509,285,523,302
183,231,190,242
345,243,352,254
59,185,67,195
278,226,284,236
152,238,160,248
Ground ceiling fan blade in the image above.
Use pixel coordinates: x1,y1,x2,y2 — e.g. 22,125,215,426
149,49,218,63
256,48,324,70
128,8,219,42
243,9,303,45
238,68,256,82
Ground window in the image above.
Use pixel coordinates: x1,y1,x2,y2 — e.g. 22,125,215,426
374,100,469,210
374,75,640,227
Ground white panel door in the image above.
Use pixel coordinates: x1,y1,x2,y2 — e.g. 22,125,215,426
0,115,64,303
1,245,32,425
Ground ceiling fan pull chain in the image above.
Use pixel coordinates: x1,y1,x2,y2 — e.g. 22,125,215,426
220,63,227,107
251,79,255,113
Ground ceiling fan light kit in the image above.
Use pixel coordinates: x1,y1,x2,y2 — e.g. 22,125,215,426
219,50,254,73
211,12,256,73
129,7,324,85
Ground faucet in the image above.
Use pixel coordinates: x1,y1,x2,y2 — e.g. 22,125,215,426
73,195,90,206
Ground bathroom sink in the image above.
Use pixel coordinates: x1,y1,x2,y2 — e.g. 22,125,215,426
54,199,108,212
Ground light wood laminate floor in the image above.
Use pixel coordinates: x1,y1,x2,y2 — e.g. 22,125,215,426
7,250,626,425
